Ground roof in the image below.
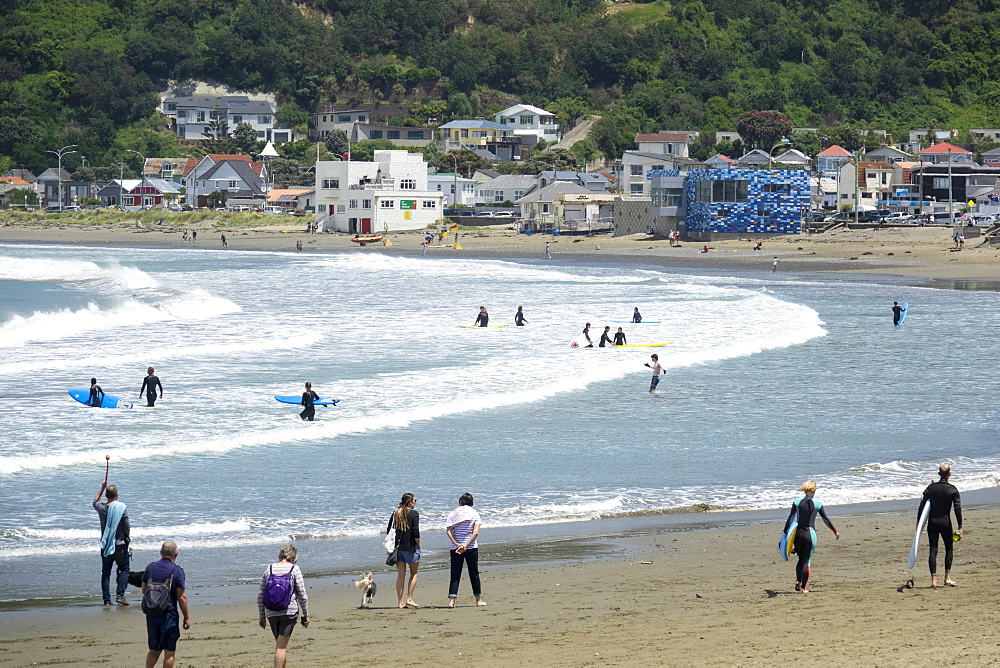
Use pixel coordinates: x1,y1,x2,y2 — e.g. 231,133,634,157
142,158,184,175
516,182,591,203
164,96,273,114
475,169,501,179
267,188,313,203
817,145,852,157
866,146,912,157
497,104,554,117
708,154,736,164
4,168,36,181
438,120,507,130
117,178,182,194
200,160,266,195
737,149,772,164
857,161,893,170
635,132,690,143
0,176,29,185
204,154,265,176
920,142,971,154
485,174,536,189
774,149,811,163
36,168,73,181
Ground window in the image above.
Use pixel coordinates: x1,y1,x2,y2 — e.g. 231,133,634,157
196,111,205,122
400,179,416,190
321,179,340,189
232,115,242,123
653,164,664,171
258,115,271,124
544,129,557,135
318,204,327,212
514,190,525,199
473,131,488,138
357,115,366,123
322,115,327,122
764,184,790,193
757,209,771,217
664,143,674,154
369,130,383,139
349,199,358,209
665,188,683,206
336,204,346,213
482,190,493,198
177,110,187,119
519,115,533,124
257,131,265,138
630,184,644,195
542,203,550,214
495,192,505,202
460,129,469,138
228,180,239,189
338,114,351,122
695,179,747,202
422,200,437,208
362,199,372,209
437,184,442,191
166,103,176,111
380,200,395,208
407,130,425,140
387,130,400,139
630,165,643,176
933,177,948,189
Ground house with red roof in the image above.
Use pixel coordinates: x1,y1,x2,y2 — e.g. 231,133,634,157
918,142,972,165
705,154,736,169
816,145,853,175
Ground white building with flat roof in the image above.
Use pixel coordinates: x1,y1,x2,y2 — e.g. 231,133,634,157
313,151,444,233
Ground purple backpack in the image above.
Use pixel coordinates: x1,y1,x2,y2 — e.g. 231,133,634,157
262,565,295,611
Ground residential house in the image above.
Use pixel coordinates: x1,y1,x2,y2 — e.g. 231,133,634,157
536,170,610,192
981,147,1000,166
36,168,97,207
715,130,742,145
181,155,267,208
907,129,954,149
0,175,30,186
267,188,315,212
313,150,444,233
197,160,268,207
970,128,1000,143
684,168,810,239
475,174,535,207
865,146,913,164
161,96,292,143
910,163,1000,212
427,172,478,207
3,168,36,182
311,108,371,140
816,175,839,210
97,178,182,210
516,182,615,229
837,161,895,210
772,149,811,169
437,120,522,160
0,181,37,207
354,124,433,147
493,104,560,144
619,151,675,196
918,142,973,165
816,145,854,175
704,154,737,169
736,149,773,167
634,133,690,158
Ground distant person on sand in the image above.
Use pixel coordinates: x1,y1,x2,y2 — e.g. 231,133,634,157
754,241,762,251
88,377,105,407
299,382,319,422
474,306,489,327
221,234,227,248
919,464,963,588
782,480,839,594
93,480,130,606
391,493,421,609
258,544,309,668
296,240,302,252
582,322,593,348
644,354,664,392
772,257,779,272
514,306,527,326
446,493,486,608
545,242,551,259
191,230,196,243
597,325,612,347
613,327,627,346
140,366,163,407
632,307,642,323
141,541,190,668
892,301,906,327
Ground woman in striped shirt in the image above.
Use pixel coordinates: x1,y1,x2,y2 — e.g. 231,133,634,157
446,493,486,608
257,543,309,668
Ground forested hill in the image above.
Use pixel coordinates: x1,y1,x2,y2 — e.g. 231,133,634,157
3,0,1000,172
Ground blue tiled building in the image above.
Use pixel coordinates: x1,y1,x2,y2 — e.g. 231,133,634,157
684,168,810,237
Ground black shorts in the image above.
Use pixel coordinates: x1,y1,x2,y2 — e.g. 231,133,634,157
268,615,298,638
146,614,180,652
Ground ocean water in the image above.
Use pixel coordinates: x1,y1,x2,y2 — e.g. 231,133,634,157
1,244,998,605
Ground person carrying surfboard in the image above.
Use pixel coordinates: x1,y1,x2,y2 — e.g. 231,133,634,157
299,382,321,421
474,307,489,327
892,301,906,327
88,378,105,408
918,464,963,588
782,480,839,594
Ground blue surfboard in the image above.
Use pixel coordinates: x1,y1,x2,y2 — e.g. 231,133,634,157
897,302,908,326
68,389,133,410
274,395,339,406
778,522,798,561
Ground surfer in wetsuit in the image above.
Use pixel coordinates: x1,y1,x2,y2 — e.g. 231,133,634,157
300,382,320,421
474,306,489,327
918,464,962,588
613,327,627,346
892,301,906,326
88,378,105,408
514,306,527,326
782,480,839,594
632,307,642,323
599,326,613,348
582,323,593,348
139,367,163,407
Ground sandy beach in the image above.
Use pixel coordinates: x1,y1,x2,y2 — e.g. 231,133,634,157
0,502,995,667
3,217,1000,283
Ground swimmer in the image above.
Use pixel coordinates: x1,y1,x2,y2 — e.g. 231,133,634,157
643,354,664,392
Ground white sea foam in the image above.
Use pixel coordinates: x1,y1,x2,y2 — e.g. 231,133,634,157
0,256,161,290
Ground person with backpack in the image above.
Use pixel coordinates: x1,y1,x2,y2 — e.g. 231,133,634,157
141,541,189,668
258,544,309,668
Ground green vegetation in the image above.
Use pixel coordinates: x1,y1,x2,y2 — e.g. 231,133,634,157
4,0,1000,171
0,209,300,227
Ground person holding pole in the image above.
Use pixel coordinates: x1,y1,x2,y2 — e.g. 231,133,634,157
93,457,131,606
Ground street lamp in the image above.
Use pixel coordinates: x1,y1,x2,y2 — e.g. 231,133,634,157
46,144,77,211
126,149,147,209
113,162,128,207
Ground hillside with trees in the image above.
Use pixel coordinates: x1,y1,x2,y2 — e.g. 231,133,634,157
3,0,1000,174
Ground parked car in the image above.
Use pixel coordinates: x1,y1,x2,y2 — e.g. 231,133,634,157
882,212,909,222
474,210,495,217
493,212,515,217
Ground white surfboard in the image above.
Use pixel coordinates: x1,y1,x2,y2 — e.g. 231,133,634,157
907,499,933,569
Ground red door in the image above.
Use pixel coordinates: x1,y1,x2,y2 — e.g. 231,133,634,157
361,218,372,234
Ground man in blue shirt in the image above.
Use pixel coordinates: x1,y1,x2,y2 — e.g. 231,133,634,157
93,481,130,606
141,541,190,668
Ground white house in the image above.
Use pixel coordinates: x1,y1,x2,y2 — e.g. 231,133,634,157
516,182,615,228
536,170,611,192
180,155,268,208
313,150,444,233
493,104,560,144
620,151,674,196
704,154,737,169
918,142,973,165
476,174,535,206
161,96,292,143
635,133,690,158
838,161,895,209
427,172,478,207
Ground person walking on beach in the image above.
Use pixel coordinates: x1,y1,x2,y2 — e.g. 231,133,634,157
94,480,130,606
258,544,309,668
613,327,627,346
919,464,963,588
141,541,190,668
299,382,319,422
582,322,593,348
446,493,486,608
140,366,163,407
599,325,613,348
545,242,551,259
772,257,779,273
296,240,302,253
644,354,664,393
88,377,105,408
514,306,527,326
391,493,421,608
892,301,907,327
474,306,489,327
191,230,197,243
782,480,839,594
220,234,227,248
632,307,642,323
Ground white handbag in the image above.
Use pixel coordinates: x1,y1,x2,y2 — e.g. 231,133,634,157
383,517,396,554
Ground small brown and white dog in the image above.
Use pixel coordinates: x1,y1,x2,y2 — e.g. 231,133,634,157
355,572,376,608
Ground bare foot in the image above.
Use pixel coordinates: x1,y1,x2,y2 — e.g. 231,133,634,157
945,578,957,586
794,582,801,592
398,603,407,609
406,600,420,608
800,588,810,594
447,599,455,608
930,578,939,589
476,599,487,607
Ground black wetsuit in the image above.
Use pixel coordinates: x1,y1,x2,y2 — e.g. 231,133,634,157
88,384,104,408
474,311,489,327
632,311,642,323
514,311,526,326
582,326,592,347
300,390,319,421
613,332,627,346
599,331,613,347
892,304,905,326
783,495,837,589
140,374,162,407
918,479,962,574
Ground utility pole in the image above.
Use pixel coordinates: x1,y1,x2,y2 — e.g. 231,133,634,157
947,147,954,228
46,144,77,211
126,149,147,209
